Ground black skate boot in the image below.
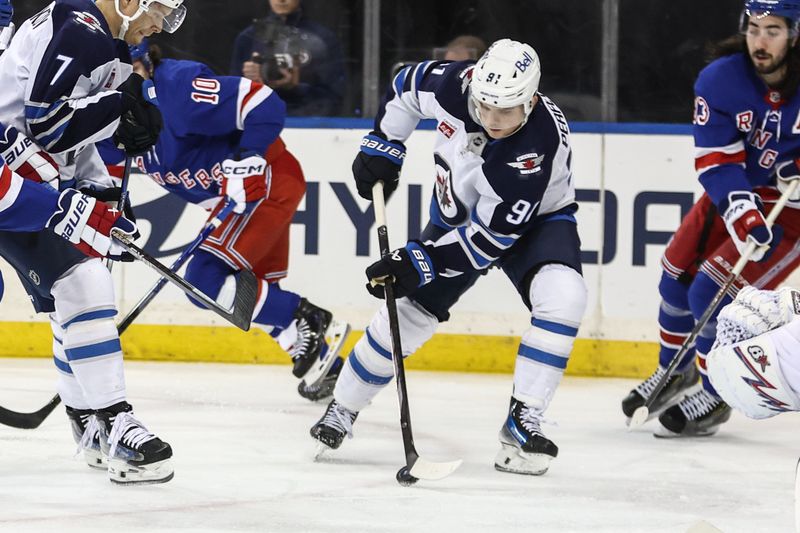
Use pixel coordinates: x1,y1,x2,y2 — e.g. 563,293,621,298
65,406,106,469
655,389,732,438
290,298,333,378
310,399,358,454
298,356,343,402
95,402,174,485
495,398,559,476
621,363,700,423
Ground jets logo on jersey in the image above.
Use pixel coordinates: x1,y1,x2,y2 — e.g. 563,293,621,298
433,154,468,225
438,120,457,139
507,153,544,175
73,11,105,34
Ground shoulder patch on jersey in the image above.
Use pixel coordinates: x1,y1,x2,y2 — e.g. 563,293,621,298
72,11,105,34
507,153,545,175
438,119,457,138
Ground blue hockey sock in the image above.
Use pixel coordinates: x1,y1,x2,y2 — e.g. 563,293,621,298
252,283,301,329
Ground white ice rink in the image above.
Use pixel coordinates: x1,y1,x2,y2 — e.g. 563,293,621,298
0,358,797,533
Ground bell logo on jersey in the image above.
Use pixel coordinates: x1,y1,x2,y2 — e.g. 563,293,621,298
507,153,545,175
73,11,105,34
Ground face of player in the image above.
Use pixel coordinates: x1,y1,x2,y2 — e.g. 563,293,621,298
745,14,795,77
269,0,301,17
132,58,151,80
476,100,529,139
123,1,174,45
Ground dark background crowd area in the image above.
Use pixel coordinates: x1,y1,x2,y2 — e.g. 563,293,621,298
16,0,743,122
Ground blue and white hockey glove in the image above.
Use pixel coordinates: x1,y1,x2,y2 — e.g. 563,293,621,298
720,191,779,262
353,131,406,201
46,189,139,261
0,0,12,28
0,125,58,188
775,159,800,201
365,241,436,299
221,151,269,215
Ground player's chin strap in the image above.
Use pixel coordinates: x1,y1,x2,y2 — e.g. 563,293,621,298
114,0,144,40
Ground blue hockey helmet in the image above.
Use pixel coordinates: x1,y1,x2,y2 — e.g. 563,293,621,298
742,0,800,35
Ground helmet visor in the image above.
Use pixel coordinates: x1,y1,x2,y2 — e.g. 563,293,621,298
147,2,187,34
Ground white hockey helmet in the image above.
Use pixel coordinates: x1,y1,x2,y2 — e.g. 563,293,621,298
115,0,187,40
470,39,541,124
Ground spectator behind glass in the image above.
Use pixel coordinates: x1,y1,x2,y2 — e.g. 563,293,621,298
435,35,487,61
230,0,345,116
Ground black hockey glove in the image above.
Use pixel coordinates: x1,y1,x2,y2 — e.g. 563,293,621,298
365,241,436,299
115,74,163,155
352,131,406,201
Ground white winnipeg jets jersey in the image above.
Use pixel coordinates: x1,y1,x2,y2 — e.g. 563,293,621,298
0,0,131,187
375,60,575,273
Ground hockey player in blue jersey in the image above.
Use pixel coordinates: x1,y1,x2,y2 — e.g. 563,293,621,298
0,0,186,484
622,0,800,438
99,41,349,400
309,39,588,476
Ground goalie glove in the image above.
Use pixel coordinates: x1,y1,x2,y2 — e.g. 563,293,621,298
714,286,800,347
221,152,269,215
720,191,778,262
365,241,436,299
46,189,139,261
0,125,58,188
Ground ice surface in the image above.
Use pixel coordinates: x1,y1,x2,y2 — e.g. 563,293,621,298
0,358,796,533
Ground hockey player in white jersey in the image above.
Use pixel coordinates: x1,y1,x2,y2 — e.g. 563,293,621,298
0,0,185,485
704,285,800,420
310,39,588,476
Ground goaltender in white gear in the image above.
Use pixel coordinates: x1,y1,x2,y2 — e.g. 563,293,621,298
706,286,800,419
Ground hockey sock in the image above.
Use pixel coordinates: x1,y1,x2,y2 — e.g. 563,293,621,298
252,282,301,329
51,317,90,410
657,273,696,371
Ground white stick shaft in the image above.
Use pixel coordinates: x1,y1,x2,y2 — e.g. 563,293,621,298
372,181,386,226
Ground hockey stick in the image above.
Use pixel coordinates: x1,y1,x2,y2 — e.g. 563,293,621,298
106,155,132,271
371,181,462,485
110,227,258,331
630,179,800,428
0,393,61,429
117,198,236,335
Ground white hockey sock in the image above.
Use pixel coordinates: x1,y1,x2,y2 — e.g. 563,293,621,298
335,298,437,412
63,316,127,410
50,317,89,410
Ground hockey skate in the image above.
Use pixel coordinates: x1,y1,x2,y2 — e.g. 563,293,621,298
289,298,333,379
310,399,358,457
621,363,701,424
95,402,174,485
654,389,732,438
495,398,558,476
298,356,344,402
66,406,106,470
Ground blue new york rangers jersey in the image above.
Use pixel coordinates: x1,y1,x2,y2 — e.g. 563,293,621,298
99,58,285,209
693,53,800,206
376,60,575,275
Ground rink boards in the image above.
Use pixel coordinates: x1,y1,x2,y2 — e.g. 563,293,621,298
2,123,768,378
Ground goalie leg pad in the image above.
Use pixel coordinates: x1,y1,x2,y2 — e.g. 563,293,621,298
334,298,437,412
706,325,800,419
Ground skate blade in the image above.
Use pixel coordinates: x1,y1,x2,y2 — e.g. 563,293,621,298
653,423,720,439
627,383,703,430
686,520,724,532
313,442,334,462
108,458,174,485
409,456,462,481
304,322,351,387
494,443,553,476
84,448,107,470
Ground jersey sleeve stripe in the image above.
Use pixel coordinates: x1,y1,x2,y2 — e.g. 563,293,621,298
236,79,274,130
694,140,745,158
470,209,517,247
456,225,493,268
0,165,24,213
695,150,746,172
393,66,410,97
